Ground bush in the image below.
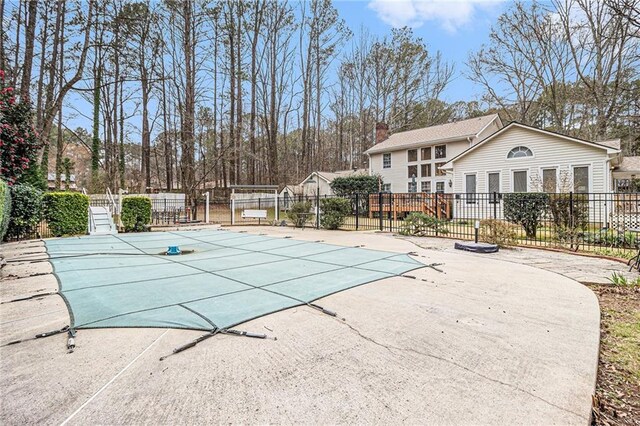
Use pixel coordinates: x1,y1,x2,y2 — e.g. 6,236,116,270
287,201,313,228
121,196,152,232
0,180,11,241
320,198,351,230
548,193,589,244
6,184,43,240
330,174,381,196
43,192,89,237
398,212,448,236
582,229,635,248
479,219,517,247
503,193,549,238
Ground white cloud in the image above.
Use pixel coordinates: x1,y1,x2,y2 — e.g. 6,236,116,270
368,0,503,32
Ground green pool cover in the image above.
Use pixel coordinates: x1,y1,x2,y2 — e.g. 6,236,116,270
45,229,424,332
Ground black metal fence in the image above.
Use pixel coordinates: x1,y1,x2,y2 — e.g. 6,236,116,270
6,192,640,259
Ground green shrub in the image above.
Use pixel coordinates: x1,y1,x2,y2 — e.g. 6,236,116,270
582,229,635,248
287,201,313,228
503,193,549,238
7,184,43,240
480,219,517,247
121,196,152,232
330,174,381,196
0,180,11,241
43,192,89,237
320,198,351,230
398,212,448,236
548,193,589,244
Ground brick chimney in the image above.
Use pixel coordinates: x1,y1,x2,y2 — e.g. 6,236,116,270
375,122,389,144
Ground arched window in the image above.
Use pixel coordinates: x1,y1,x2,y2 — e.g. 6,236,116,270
507,146,533,159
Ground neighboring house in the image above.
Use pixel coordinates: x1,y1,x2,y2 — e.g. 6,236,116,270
47,172,77,190
279,185,304,209
298,169,369,197
365,114,503,194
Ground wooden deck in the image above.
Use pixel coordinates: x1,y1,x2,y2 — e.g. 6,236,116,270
369,193,452,220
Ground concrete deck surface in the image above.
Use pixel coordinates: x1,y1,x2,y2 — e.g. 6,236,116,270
0,227,601,425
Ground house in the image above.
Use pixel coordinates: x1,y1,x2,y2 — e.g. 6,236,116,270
298,169,369,197
47,172,77,190
441,122,622,194
365,114,503,194
279,184,304,209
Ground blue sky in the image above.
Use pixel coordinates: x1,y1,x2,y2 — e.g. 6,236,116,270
336,0,509,101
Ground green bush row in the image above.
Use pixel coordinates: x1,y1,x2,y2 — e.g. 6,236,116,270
121,196,152,232
43,192,89,237
7,184,43,240
0,180,11,241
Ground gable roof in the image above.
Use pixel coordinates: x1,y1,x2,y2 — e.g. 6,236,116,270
440,122,621,170
300,169,369,185
365,114,501,155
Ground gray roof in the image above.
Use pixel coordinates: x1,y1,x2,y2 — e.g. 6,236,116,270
301,169,369,184
616,156,640,172
598,139,621,150
365,114,500,155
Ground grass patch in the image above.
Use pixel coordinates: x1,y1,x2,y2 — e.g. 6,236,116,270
590,284,640,425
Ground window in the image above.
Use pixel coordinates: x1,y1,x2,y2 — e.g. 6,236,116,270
381,183,391,192
465,174,477,204
421,164,431,178
507,146,533,159
573,166,589,193
513,170,528,192
488,172,500,203
542,169,557,193
435,162,446,176
383,153,391,169
435,145,446,159
435,182,445,193
421,181,431,193
421,147,431,160
408,181,417,192
407,149,417,162
408,165,418,178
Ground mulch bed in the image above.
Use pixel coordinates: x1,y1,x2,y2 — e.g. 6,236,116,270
588,285,640,425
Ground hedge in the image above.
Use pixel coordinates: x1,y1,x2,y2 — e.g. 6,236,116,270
121,196,152,232
320,198,351,230
7,184,43,240
0,180,11,241
43,192,89,237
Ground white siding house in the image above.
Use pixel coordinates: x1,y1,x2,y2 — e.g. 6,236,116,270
298,169,369,197
365,114,503,193
441,122,622,221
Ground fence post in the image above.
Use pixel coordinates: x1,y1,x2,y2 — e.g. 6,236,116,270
569,191,574,250
355,193,359,231
493,191,498,219
316,188,320,229
378,192,383,231
435,194,439,237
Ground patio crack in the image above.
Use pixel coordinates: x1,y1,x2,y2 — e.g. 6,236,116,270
336,319,586,421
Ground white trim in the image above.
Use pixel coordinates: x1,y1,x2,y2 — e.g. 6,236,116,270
510,168,530,192
486,170,501,193
571,163,592,193
538,166,559,192
475,115,501,140
506,146,534,160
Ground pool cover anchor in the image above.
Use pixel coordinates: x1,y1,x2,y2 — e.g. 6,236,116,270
67,329,77,353
307,303,343,320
